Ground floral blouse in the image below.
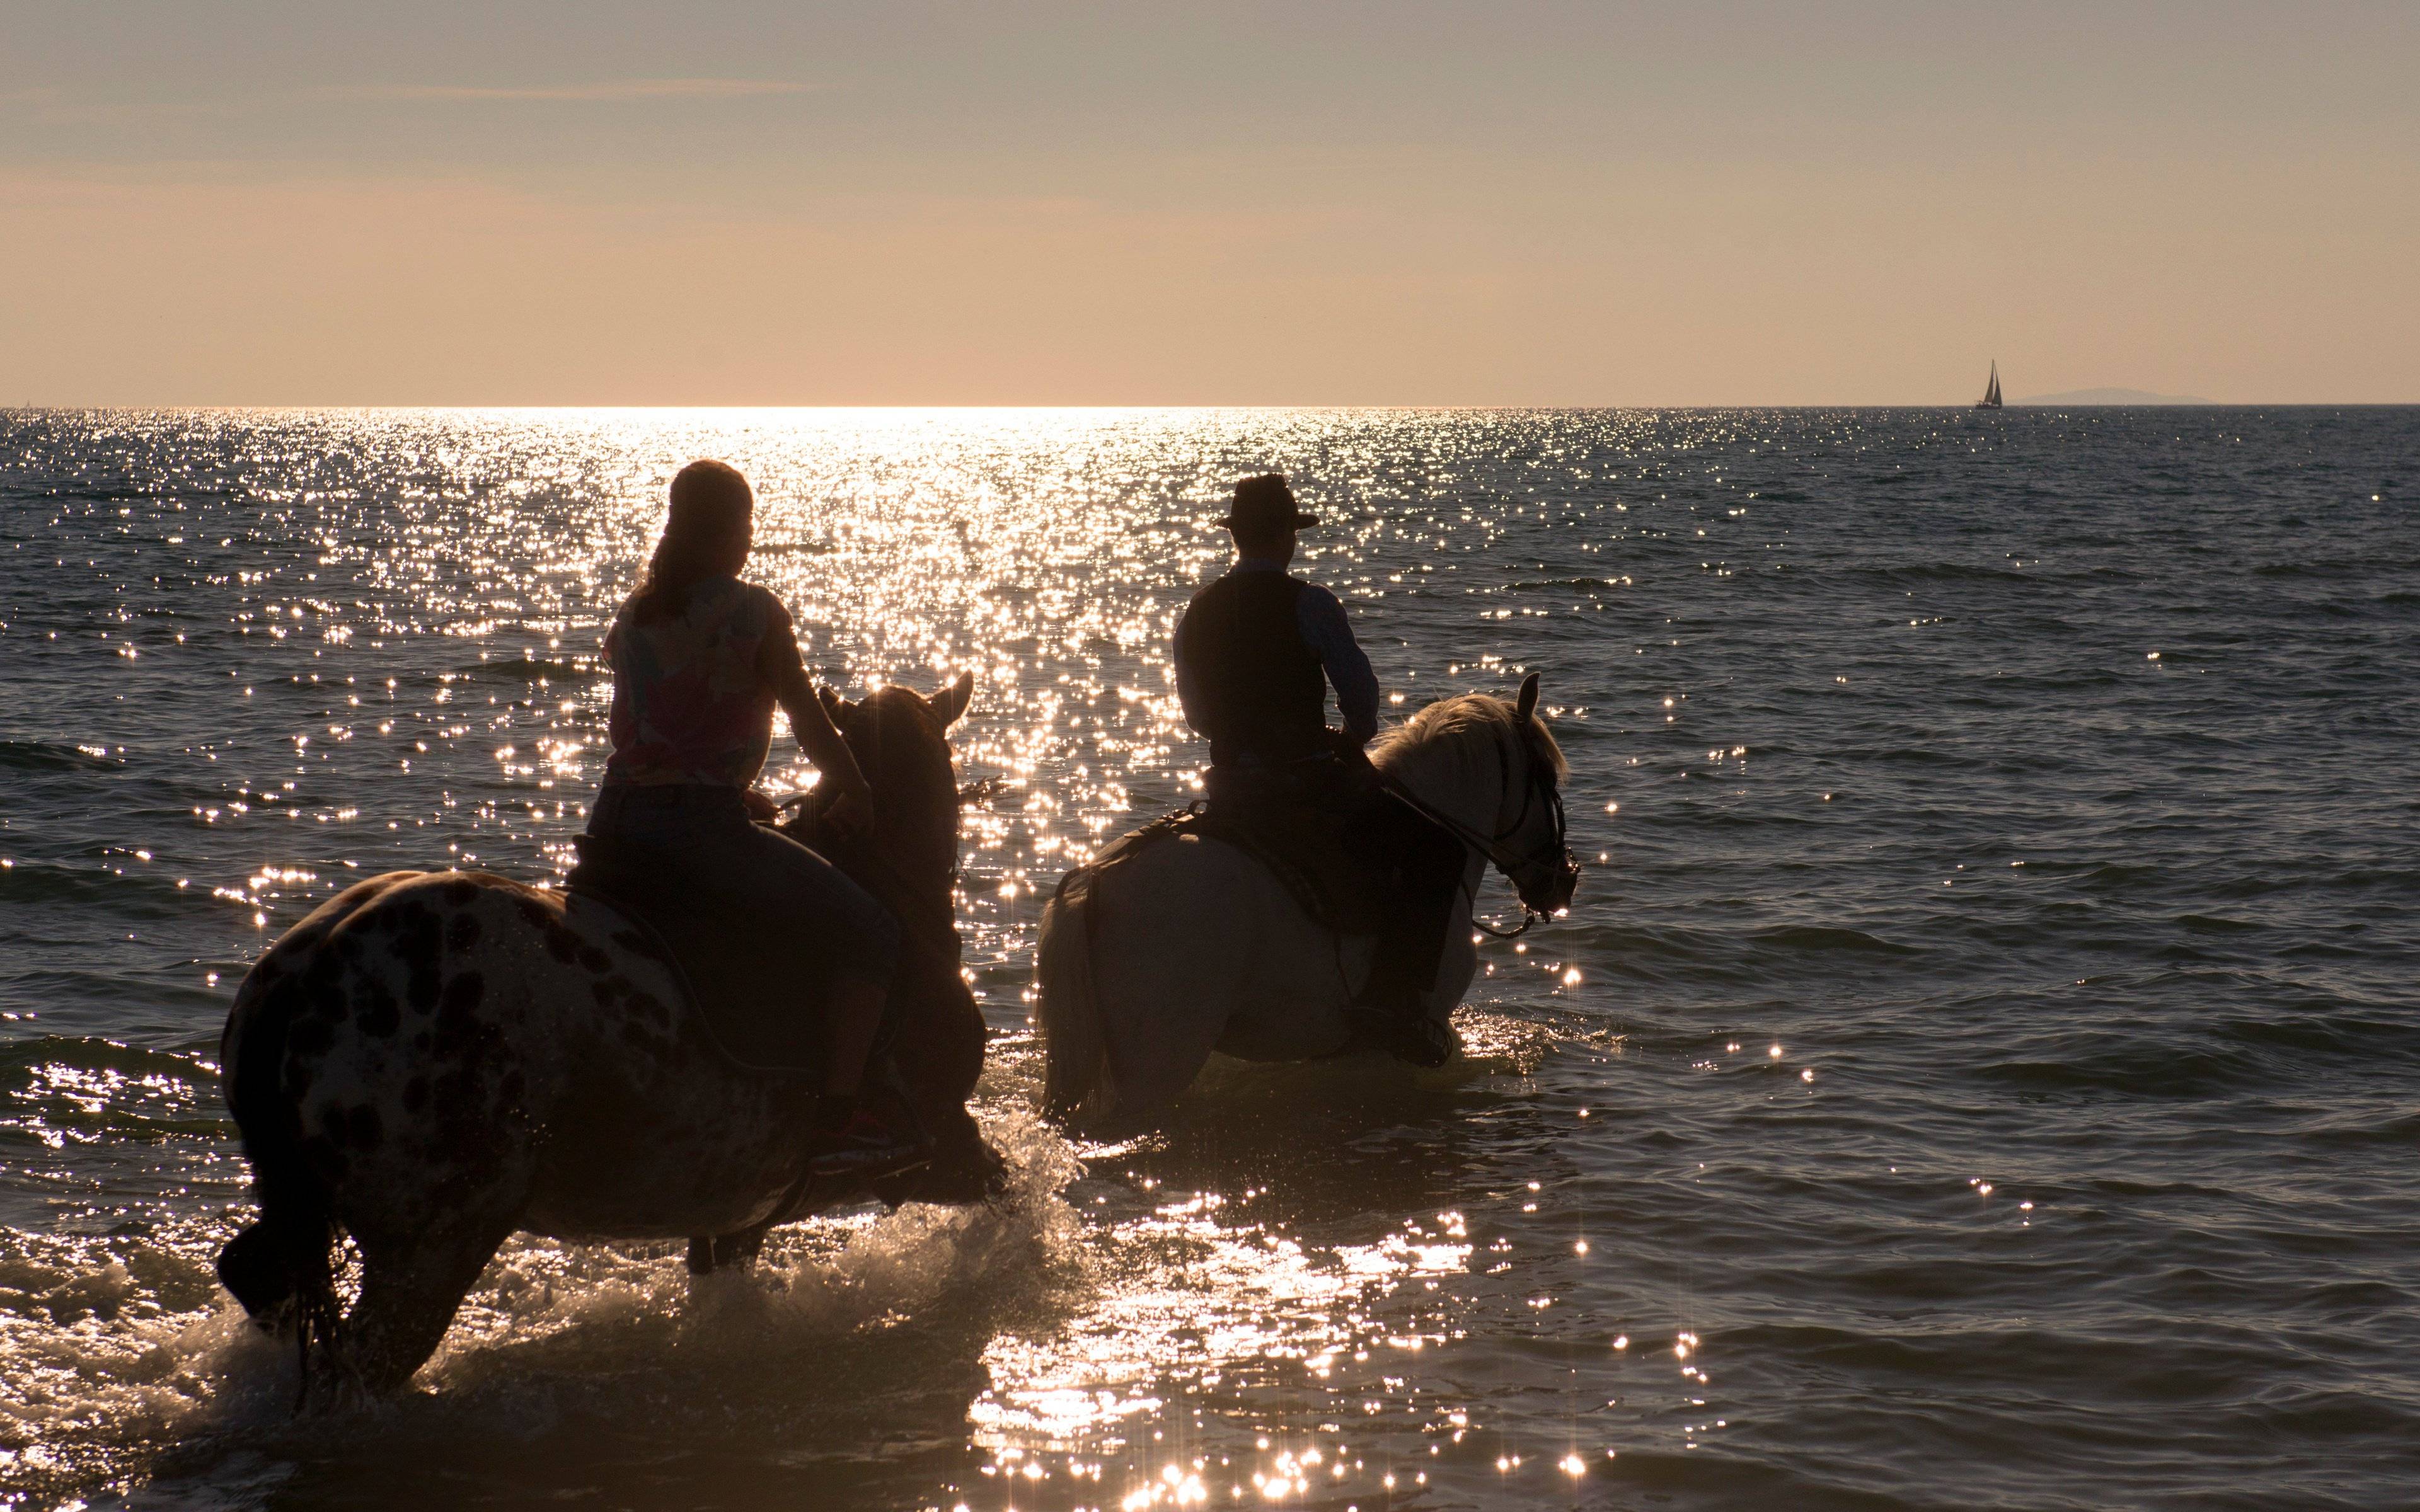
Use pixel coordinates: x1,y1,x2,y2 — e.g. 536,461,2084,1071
601,576,788,788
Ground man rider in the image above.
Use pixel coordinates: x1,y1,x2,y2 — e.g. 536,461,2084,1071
1173,474,1469,1067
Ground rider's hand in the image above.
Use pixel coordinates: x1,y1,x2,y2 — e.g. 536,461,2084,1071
741,789,780,823
824,772,876,833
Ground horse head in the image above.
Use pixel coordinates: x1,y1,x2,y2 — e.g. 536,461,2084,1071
1502,672,1580,917
808,672,975,893
1377,672,1579,922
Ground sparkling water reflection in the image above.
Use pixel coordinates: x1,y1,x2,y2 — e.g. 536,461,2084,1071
3,407,2417,1509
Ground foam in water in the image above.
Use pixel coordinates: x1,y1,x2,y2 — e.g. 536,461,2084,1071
0,1109,1083,1504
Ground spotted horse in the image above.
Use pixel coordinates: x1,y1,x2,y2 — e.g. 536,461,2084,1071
214,675,1001,1397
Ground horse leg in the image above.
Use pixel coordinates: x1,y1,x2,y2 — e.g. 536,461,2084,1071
873,1097,1006,1206
686,1227,768,1275
1419,855,1489,1045
340,1222,509,1395
877,954,1006,1205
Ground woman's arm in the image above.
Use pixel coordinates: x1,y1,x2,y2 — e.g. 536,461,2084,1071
756,615,875,816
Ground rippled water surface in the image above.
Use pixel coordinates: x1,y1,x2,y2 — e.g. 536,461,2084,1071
2,407,2415,1511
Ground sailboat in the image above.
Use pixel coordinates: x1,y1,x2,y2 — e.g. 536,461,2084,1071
1975,361,2003,410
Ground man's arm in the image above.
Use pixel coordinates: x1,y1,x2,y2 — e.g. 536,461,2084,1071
1296,584,1380,744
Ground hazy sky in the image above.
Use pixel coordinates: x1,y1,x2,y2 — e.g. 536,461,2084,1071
4,1,2415,404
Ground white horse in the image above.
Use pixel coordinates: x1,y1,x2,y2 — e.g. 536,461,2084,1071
1037,673,1576,1133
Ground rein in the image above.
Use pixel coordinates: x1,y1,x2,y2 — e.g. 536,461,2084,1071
776,772,1005,958
1468,900,1541,941
1378,727,1571,938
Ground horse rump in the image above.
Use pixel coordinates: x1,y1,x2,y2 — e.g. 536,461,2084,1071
214,878,413,1377
217,967,344,1404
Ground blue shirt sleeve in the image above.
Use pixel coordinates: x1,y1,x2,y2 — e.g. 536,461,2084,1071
1296,583,1381,742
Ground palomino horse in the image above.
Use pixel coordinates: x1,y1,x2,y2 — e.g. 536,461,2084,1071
214,675,998,1396
1037,673,1577,1133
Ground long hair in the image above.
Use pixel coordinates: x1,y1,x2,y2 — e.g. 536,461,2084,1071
626,460,753,624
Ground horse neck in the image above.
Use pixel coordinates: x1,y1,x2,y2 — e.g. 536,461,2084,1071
1374,719,1521,839
793,784,958,929
839,710,961,902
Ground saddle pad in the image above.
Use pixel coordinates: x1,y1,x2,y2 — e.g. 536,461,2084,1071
566,833,835,1074
1066,805,1386,937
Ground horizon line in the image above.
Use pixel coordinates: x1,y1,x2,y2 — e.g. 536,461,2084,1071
8,401,2420,414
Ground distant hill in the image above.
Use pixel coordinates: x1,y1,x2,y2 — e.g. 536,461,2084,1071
2016,387,2216,406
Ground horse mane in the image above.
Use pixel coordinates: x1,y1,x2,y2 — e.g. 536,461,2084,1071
1371,690,1569,794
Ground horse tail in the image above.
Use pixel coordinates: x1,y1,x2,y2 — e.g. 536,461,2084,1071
1037,871,1115,1126
216,875,408,1400
217,962,342,1394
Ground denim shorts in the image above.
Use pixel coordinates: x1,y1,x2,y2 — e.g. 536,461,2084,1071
586,783,901,988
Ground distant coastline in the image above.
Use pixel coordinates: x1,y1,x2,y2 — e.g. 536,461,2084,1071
2015,387,2216,406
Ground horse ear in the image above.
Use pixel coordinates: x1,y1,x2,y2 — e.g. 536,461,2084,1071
1515,672,1540,722
932,670,975,728
817,685,854,721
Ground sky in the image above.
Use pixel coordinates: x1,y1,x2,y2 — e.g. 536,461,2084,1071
3,1,2416,406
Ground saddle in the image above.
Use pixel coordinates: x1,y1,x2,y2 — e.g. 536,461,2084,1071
565,832,842,1074
1061,798,1388,938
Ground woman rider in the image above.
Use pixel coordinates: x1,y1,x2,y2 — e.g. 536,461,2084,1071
588,459,923,1177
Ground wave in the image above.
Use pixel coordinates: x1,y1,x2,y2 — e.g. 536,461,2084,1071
0,860,231,922
0,740,124,774
0,1033,214,1081
1973,1044,2268,1098
1746,925,1917,956
451,655,608,684
2174,913,2263,934
2211,1012,2420,1064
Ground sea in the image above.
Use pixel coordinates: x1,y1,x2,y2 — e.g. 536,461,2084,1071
1,406,2414,1511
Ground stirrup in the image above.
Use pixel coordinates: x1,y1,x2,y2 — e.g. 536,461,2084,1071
1347,1000,1456,1068
804,1102,933,1181
1394,1016,1458,1069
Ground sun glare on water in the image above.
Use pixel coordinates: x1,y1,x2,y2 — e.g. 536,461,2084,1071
1,404,1734,1507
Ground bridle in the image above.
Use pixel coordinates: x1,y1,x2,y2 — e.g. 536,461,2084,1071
1380,724,1578,939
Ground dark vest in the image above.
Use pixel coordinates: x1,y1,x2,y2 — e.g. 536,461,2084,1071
1175,570,1328,767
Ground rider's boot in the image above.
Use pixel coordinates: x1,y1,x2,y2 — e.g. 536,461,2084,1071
1395,1014,1460,1068
1348,985,1459,1069
802,1091,931,1180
